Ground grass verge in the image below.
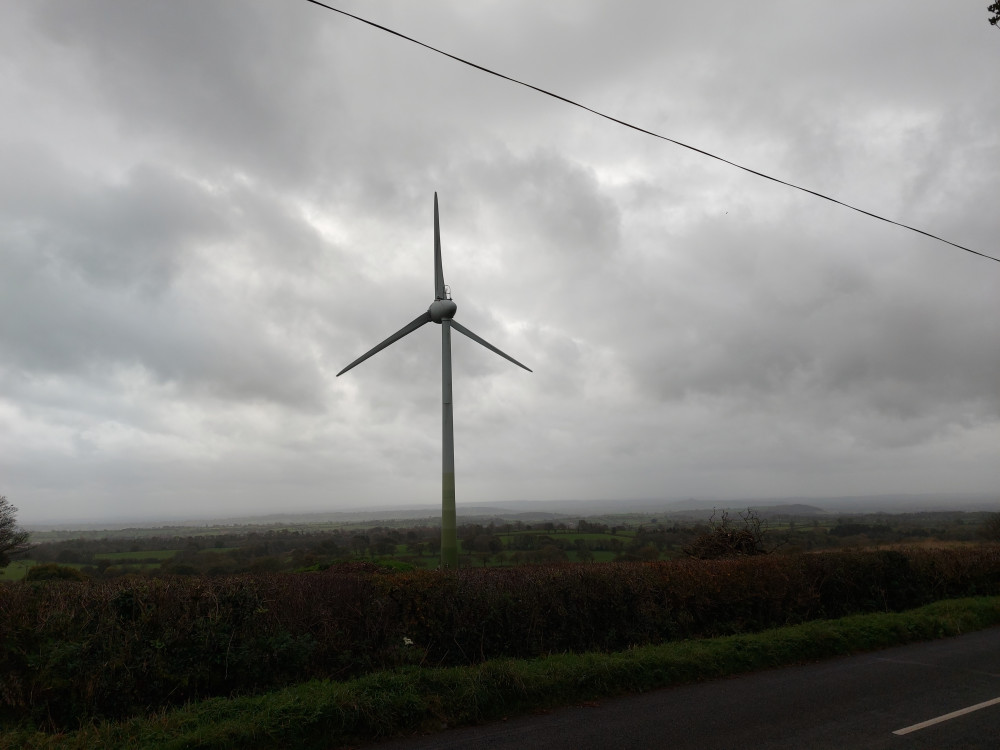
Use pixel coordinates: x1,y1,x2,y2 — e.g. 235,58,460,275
4,596,1000,749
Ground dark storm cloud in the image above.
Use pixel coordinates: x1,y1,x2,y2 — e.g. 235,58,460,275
0,152,223,292
0,153,338,409
29,0,335,186
618,210,1000,450
469,149,621,261
2,1,997,523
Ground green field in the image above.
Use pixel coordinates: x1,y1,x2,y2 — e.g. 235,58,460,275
0,549,189,580
498,530,634,542
0,559,167,580
11,509,994,580
0,561,33,581
94,549,182,561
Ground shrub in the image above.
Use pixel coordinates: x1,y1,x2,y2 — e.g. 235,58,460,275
24,564,88,582
979,513,1000,542
2,547,999,729
683,508,781,559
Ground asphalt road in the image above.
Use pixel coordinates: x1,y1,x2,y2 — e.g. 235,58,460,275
365,626,1000,749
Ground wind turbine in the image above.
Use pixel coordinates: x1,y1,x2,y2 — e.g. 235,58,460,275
337,193,531,567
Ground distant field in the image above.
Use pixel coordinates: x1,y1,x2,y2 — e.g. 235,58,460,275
0,561,34,581
1,549,185,580
496,531,636,548
500,530,636,540
94,549,181,561
11,509,991,580
587,550,619,562
0,560,89,581
0,559,170,580
873,540,981,550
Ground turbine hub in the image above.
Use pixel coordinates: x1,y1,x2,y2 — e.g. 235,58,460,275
428,298,457,323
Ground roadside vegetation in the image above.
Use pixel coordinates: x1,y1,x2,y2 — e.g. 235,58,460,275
2,596,999,750
1,506,999,747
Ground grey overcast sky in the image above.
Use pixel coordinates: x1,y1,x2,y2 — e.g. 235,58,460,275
1,1,998,524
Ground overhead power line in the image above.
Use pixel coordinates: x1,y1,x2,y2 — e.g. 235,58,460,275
304,0,999,265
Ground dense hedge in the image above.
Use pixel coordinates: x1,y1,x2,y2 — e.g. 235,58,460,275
1,547,999,729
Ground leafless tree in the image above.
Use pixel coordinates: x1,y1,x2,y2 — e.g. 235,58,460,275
0,496,31,567
684,507,785,559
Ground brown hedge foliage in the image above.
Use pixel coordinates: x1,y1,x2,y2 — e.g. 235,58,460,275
1,547,998,729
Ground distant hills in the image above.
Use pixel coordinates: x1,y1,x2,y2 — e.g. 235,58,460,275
454,494,998,521
25,493,997,532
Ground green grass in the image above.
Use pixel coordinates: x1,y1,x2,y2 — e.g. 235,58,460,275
498,530,635,543
0,561,34,581
0,560,92,580
0,558,167,580
559,532,635,542
5,596,1000,750
586,550,620,562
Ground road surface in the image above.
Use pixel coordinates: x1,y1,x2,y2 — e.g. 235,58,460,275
366,626,1000,749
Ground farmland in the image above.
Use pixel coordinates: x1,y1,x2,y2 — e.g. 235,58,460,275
9,508,994,580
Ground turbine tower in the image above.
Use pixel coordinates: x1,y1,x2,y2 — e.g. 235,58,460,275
337,194,531,567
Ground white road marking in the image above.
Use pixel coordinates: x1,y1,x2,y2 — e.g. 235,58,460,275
892,696,1000,736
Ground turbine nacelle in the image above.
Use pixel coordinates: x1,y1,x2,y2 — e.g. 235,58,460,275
336,194,530,379
428,298,457,323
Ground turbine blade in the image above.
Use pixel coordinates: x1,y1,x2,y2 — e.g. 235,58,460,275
450,320,532,372
434,193,447,300
337,312,433,377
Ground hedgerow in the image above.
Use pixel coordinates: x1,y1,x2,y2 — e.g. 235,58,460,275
1,547,998,729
